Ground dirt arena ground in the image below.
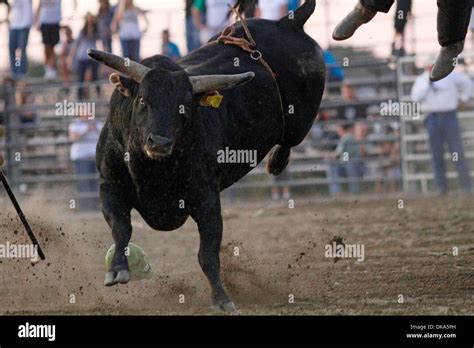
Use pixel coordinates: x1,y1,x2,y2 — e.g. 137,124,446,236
0,192,472,315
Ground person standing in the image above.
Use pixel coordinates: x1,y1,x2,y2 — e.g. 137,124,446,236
96,0,115,53
411,58,472,195
288,0,301,12
69,112,103,211
391,0,412,59
185,0,200,53
324,49,345,94
192,0,236,45
111,0,148,62
69,12,101,100
34,0,71,80
255,0,288,21
8,0,33,79
161,29,181,61
58,25,74,91
333,0,471,82
327,123,364,196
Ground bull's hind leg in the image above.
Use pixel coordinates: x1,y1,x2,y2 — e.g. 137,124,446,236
267,145,291,175
101,182,133,286
191,193,235,311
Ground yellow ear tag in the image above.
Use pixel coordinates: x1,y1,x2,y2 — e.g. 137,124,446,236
206,91,223,108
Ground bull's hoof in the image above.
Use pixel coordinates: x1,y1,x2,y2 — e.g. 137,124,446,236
104,270,130,286
213,301,237,312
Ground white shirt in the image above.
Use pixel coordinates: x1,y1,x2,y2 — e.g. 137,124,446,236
410,71,473,113
10,0,33,29
69,121,103,161
205,0,235,29
258,0,288,20
198,0,236,43
39,0,61,25
118,7,141,40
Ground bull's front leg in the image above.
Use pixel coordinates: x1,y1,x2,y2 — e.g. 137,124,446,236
191,193,235,311
101,181,133,286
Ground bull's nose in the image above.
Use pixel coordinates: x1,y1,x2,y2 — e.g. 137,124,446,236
146,134,173,153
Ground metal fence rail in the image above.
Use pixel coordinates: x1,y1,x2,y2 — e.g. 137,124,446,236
397,53,474,193
0,58,427,199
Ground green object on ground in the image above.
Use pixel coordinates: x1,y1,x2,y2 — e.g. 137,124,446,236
105,242,153,281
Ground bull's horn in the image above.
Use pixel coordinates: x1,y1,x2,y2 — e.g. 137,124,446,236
87,49,151,83
189,72,255,94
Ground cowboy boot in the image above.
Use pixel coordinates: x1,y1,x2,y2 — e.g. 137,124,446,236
332,2,377,41
430,41,465,81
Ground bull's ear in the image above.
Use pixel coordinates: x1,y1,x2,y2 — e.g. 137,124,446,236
109,73,136,97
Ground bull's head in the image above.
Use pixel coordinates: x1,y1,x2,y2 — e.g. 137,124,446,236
88,49,254,160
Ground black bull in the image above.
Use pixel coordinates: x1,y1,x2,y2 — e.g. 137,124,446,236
88,0,325,311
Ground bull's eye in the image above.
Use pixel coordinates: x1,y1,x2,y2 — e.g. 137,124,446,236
139,97,145,105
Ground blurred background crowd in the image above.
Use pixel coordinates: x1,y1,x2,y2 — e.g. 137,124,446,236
0,0,473,211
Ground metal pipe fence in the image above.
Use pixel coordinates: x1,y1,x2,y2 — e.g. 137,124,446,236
4,55,472,200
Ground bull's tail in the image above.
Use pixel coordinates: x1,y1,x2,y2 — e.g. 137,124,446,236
234,0,316,28
266,145,291,176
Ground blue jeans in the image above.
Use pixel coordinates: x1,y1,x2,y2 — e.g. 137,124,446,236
120,39,140,62
425,111,472,194
9,27,30,77
101,36,112,53
74,159,99,211
328,162,364,195
77,60,100,100
186,17,200,53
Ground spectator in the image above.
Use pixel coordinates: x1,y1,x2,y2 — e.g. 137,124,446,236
192,0,236,45
15,80,37,125
69,112,103,211
324,49,345,94
185,0,200,53
327,123,364,195
111,0,148,62
161,29,181,61
8,0,33,80
96,0,115,53
324,50,344,83
70,12,101,100
271,166,291,201
288,0,301,12
35,0,76,80
410,57,472,195
391,0,412,60
255,0,288,20
336,84,369,121
58,25,74,92
370,124,401,193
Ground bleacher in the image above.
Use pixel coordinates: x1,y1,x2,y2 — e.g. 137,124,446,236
1,51,473,198
0,80,111,189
